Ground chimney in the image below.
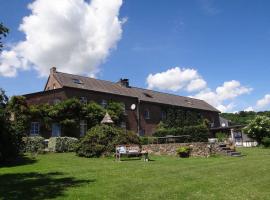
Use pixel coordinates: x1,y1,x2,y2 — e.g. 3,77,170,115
50,67,56,75
118,78,129,87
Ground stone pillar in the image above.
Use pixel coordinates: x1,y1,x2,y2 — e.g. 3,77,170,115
230,128,234,144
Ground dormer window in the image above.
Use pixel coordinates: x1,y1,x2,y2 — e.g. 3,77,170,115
143,92,153,98
73,79,82,84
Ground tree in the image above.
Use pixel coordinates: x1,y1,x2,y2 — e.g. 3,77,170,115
0,23,9,51
243,116,270,145
0,89,22,162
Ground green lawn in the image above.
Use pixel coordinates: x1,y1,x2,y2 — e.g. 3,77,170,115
1,148,270,200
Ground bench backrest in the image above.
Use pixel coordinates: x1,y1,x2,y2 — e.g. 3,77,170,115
116,145,141,153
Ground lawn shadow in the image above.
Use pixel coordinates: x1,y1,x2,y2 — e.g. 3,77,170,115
0,155,37,168
0,172,93,200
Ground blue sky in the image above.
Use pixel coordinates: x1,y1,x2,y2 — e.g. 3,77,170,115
1,0,270,112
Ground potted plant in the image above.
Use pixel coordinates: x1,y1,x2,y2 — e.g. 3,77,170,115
177,146,191,158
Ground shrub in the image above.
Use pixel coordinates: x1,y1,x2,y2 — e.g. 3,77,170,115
216,132,227,142
154,124,209,142
48,137,78,152
243,116,270,144
22,136,45,154
262,137,270,148
76,125,140,157
176,146,191,158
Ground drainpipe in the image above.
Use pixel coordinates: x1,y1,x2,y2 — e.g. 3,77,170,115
137,99,140,136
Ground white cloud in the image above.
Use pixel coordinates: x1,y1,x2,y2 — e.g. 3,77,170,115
0,0,125,77
244,106,254,112
146,67,207,92
256,94,270,109
146,67,252,113
193,80,252,113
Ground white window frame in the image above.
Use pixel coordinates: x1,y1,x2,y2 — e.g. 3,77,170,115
80,120,87,137
30,122,40,136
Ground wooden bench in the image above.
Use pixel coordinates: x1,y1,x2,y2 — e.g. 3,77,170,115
115,145,149,161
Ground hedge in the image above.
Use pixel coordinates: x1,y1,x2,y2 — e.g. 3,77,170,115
153,125,209,142
48,137,78,152
22,136,45,153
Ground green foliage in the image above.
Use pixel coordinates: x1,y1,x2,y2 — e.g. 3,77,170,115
76,125,140,157
0,22,9,50
0,89,22,162
106,101,125,125
243,116,270,144
163,108,203,129
7,96,30,136
82,101,105,128
154,124,209,142
262,137,270,148
220,111,270,125
22,136,45,154
48,137,78,152
216,132,227,142
176,146,191,154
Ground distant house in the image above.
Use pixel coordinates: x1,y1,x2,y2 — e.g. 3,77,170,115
211,117,257,147
24,67,221,138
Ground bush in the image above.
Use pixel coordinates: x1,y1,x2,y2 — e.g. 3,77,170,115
22,136,45,154
216,132,227,142
176,146,191,158
154,124,209,142
140,137,156,145
48,137,78,152
262,137,270,148
76,125,140,157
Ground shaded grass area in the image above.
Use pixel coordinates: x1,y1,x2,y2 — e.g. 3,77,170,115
0,148,270,200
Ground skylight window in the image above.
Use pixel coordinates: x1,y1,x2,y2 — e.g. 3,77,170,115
73,79,82,84
143,92,153,98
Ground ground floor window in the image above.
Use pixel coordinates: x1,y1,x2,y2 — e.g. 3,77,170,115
80,120,87,137
30,122,40,136
52,123,61,137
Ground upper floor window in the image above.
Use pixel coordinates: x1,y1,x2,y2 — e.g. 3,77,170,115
53,84,56,89
101,99,107,108
73,79,82,84
30,122,40,136
144,110,150,119
161,111,167,120
80,97,87,104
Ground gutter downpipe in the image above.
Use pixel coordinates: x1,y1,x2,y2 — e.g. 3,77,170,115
137,98,140,136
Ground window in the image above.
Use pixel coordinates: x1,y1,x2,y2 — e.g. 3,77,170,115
80,120,87,137
53,84,56,89
80,97,87,104
73,79,82,84
139,129,145,136
144,110,150,119
101,99,107,108
143,92,153,98
161,111,166,120
53,99,61,105
30,122,40,136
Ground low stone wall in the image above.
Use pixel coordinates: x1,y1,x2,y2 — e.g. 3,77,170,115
142,143,221,157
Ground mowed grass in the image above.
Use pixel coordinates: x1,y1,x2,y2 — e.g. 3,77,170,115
1,148,270,200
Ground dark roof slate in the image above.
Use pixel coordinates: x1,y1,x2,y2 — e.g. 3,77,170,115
54,72,220,112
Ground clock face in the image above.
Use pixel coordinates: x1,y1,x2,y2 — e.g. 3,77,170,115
130,104,136,110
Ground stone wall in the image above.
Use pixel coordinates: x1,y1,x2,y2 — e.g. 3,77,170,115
142,143,221,157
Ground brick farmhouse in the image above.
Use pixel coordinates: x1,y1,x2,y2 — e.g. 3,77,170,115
24,67,221,138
